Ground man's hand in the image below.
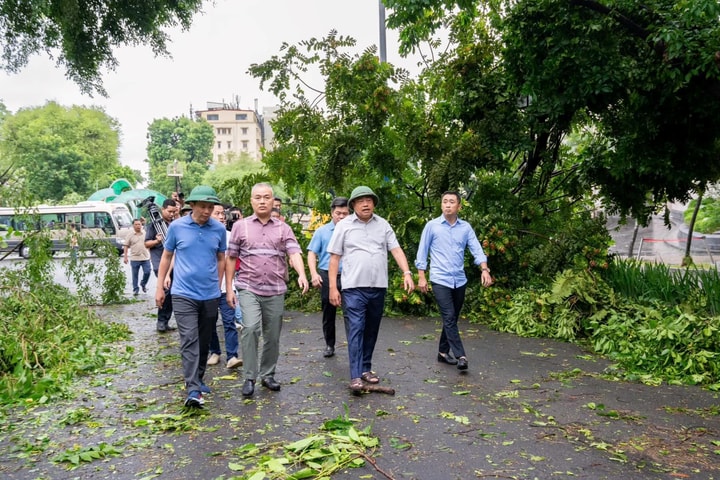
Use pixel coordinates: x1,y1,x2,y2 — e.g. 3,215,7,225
310,272,322,288
403,274,415,293
155,286,165,308
329,288,341,307
298,276,309,294
226,289,237,309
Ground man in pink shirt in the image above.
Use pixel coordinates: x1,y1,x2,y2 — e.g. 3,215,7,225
225,183,309,397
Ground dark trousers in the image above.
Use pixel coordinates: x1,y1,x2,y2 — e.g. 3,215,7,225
342,287,386,379
318,269,341,348
432,283,467,359
172,296,218,393
153,269,173,329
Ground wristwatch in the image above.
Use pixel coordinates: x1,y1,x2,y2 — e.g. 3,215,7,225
403,271,412,276
481,267,490,273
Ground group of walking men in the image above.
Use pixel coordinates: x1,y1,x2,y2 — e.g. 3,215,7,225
146,182,491,408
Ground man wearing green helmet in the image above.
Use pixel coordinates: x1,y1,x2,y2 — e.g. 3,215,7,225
327,186,415,393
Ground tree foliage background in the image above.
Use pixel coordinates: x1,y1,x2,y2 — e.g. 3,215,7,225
0,101,136,203
242,0,720,314
145,116,214,195
385,0,720,221
0,0,205,96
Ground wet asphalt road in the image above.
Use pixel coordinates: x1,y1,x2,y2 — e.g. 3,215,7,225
2,217,720,479
1,297,719,480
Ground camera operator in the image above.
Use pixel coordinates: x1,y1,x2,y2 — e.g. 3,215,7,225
226,206,242,232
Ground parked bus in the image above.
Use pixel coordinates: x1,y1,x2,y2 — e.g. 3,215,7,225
0,201,134,258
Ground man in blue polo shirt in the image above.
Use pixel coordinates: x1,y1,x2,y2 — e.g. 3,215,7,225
307,197,350,358
155,185,227,408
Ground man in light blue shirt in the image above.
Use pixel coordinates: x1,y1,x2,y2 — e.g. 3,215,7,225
307,197,350,358
415,191,492,372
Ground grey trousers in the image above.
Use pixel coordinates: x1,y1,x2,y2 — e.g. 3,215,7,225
238,289,285,381
173,296,219,393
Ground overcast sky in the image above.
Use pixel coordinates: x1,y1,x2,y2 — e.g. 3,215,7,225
0,0,422,178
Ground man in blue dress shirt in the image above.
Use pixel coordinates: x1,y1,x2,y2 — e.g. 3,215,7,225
307,197,350,358
415,191,493,372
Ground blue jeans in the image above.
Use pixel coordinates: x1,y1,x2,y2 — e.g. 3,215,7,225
342,287,386,379
130,259,151,294
209,294,239,359
172,296,218,393
432,283,467,359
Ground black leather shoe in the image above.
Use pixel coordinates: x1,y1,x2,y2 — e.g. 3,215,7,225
241,379,255,396
323,346,335,358
437,353,458,365
457,357,468,370
261,377,281,391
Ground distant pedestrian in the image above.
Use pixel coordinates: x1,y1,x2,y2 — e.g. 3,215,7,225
172,191,186,211
270,208,282,221
328,186,414,393
273,197,286,222
225,183,309,397
307,197,350,358
207,203,242,370
145,199,178,332
415,191,492,372
155,185,226,408
123,219,151,296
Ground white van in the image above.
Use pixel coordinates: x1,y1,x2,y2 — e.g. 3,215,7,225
0,201,133,258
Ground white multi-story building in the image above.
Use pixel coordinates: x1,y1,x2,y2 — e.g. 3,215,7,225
195,102,264,164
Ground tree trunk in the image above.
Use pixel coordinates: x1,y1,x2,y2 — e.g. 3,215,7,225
685,192,703,262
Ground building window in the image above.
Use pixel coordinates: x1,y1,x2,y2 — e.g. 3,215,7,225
217,141,221,149
242,141,249,150
236,113,247,120
207,114,219,121
227,141,232,148
216,127,231,135
241,127,248,135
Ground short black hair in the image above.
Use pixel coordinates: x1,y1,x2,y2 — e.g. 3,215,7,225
162,199,177,209
441,191,462,203
330,197,348,210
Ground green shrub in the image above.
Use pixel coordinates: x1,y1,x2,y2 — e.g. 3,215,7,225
0,260,130,405
483,263,720,387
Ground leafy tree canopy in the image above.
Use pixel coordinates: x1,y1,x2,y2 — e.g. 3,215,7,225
0,0,204,95
145,116,214,195
386,0,720,220
202,152,266,205
0,101,122,203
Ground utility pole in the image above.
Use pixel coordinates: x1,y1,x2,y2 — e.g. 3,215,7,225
167,160,183,194
378,0,387,63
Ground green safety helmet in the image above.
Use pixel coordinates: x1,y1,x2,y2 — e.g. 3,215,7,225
348,186,379,208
